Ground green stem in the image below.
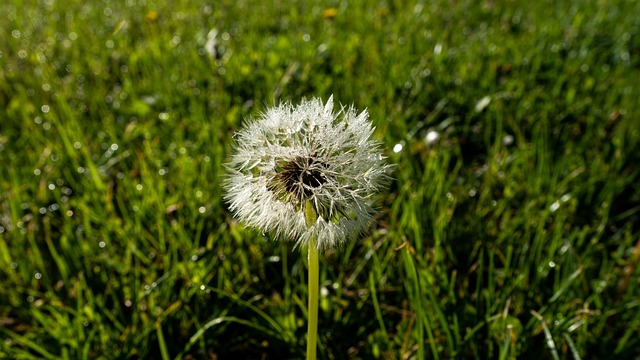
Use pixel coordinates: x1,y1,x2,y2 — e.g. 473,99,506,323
305,202,319,360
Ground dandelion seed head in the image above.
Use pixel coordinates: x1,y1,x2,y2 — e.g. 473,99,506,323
223,96,391,251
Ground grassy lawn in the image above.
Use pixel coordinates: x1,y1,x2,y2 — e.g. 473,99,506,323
1,0,639,359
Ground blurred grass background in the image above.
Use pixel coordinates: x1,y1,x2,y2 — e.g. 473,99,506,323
1,0,639,359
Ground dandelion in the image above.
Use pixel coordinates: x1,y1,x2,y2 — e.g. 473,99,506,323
223,96,390,359
224,95,390,250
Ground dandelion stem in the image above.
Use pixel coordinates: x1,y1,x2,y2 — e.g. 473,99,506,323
305,201,319,360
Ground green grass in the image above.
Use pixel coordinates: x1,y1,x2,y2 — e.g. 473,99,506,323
1,0,639,358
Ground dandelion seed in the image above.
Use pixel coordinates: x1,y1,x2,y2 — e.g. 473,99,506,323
223,96,391,251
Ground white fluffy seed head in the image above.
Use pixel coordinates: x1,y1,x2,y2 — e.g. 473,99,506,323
223,96,391,251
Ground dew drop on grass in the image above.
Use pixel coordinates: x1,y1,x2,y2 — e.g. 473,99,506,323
549,201,560,212
34,168,41,175
48,183,55,190
502,135,514,146
34,272,42,280
39,207,46,214
267,256,280,263
425,130,439,144
99,241,106,248
474,96,491,112
434,43,442,55
198,206,206,213
200,285,205,291
393,143,403,153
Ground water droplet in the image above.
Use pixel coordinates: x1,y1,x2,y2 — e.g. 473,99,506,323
434,43,442,55
66,210,74,217
549,201,560,212
34,272,42,280
136,184,143,191
474,96,491,112
200,285,206,290
560,193,571,202
34,169,41,176
39,207,47,214
468,188,477,197
196,190,203,198
502,135,514,146
198,206,206,214
268,256,281,263
99,241,106,248
41,105,50,113
124,299,132,307
393,143,403,153
548,261,556,268
425,130,439,144
48,183,55,190
191,255,198,261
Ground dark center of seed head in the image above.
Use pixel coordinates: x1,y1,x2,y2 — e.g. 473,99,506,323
279,156,328,198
